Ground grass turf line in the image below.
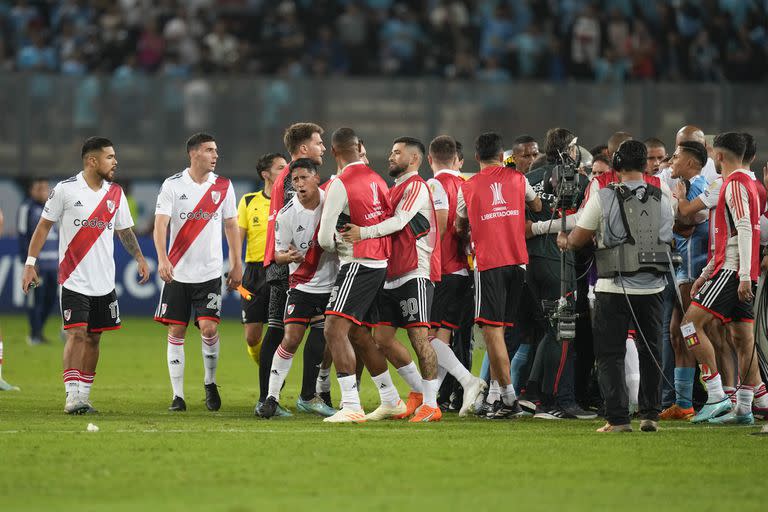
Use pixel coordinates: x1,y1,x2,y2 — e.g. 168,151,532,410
0,314,765,512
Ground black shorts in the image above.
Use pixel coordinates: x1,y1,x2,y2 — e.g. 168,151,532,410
241,262,270,324
61,287,121,333
284,288,330,325
474,264,526,327
325,262,386,326
430,273,472,330
154,277,222,328
691,269,755,323
376,277,434,329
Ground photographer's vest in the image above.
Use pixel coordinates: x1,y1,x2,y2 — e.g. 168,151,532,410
594,182,671,278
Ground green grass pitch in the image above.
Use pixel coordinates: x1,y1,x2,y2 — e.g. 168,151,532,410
0,314,765,512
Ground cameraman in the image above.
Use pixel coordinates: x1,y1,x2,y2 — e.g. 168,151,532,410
558,140,674,433
522,128,594,419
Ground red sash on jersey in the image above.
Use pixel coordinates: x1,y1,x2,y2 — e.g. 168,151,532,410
168,176,230,267
58,184,123,285
710,171,761,281
387,174,441,282
434,172,469,275
290,224,323,288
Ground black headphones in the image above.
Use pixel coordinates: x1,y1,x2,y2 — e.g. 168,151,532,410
612,140,646,171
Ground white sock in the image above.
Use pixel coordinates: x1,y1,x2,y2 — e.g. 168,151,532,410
167,334,185,399
422,379,438,408
487,380,500,404
396,362,423,393
501,383,516,406
268,345,294,401
430,337,473,388
754,382,768,408
437,366,447,387
316,367,332,394
371,370,400,406
337,374,362,410
624,337,640,408
723,386,737,405
63,368,80,398
202,333,220,385
736,385,754,416
703,371,726,402
78,372,95,402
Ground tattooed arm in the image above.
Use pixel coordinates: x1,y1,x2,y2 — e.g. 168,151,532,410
117,228,150,284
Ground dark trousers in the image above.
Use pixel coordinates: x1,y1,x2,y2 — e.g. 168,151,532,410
593,291,663,425
437,280,474,405
660,278,676,407
27,268,58,339
526,256,576,406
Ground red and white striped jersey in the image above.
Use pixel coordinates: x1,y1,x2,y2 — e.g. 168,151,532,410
155,168,237,284
275,190,339,293
41,172,133,296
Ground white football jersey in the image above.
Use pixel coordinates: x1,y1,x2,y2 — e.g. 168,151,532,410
275,190,339,293
42,172,133,296
155,168,237,283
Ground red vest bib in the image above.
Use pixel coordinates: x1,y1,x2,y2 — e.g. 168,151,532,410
338,163,392,261
462,166,528,271
711,171,761,281
386,174,441,282
264,164,291,267
434,172,470,275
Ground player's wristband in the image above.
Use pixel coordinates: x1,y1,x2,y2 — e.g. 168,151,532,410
25,256,37,266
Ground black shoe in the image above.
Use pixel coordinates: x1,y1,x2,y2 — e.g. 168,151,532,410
475,401,493,417
533,405,567,420
438,400,451,412
204,383,221,411
560,403,598,420
261,396,278,419
319,391,333,409
169,395,187,412
490,400,524,419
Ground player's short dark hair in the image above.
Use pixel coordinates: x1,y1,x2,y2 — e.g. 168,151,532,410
590,144,608,157
81,137,113,158
289,158,318,174
544,127,576,163
678,141,707,168
256,152,286,181
741,132,757,163
429,135,456,164
393,136,426,158
608,131,633,154
513,135,537,147
613,140,647,172
284,122,324,155
644,137,666,150
475,132,504,161
455,140,464,161
331,127,359,152
713,132,746,160
186,132,215,153
592,154,611,166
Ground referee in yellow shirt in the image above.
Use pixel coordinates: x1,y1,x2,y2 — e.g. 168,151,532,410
238,153,288,364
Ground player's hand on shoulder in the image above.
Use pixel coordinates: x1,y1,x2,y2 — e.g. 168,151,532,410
158,257,174,283
21,264,39,294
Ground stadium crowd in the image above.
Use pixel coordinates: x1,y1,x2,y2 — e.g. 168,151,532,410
2,0,768,81
14,120,768,433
